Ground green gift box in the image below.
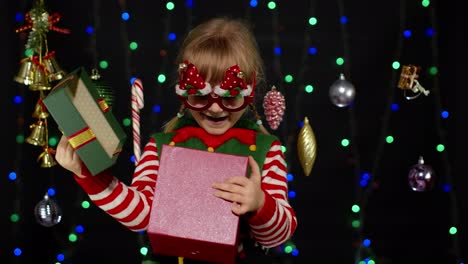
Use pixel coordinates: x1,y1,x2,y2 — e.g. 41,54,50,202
43,67,127,175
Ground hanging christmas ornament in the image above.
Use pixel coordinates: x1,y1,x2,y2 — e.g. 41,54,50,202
90,68,115,108
34,193,62,227
297,116,317,176
329,73,356,107
398,64,430,100
263,85,286,130
408,156,436,192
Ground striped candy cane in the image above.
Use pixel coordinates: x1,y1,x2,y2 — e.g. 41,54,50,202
131,78,144,165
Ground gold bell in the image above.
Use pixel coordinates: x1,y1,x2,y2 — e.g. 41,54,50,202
14,57,35,85
38,149,57,168
32,100,49,119
29,66,52,91
43,51,66,82
25,120,47,146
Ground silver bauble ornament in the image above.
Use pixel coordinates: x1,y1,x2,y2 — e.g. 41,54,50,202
34,193,62,227
408,156,436,192
329,73,356,107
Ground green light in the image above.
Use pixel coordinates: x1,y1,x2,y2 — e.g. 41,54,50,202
304,85,314,93
284,245,293,254
284,74,293,83
166,2,175,10
122,118,132,127
267,1,276,9
359,261,365,264
352,220,360,228
10,213,20,222
436,144,445,152
341,139,350,147
68,233,78,242
351,204,360,213
129,42,138,50
16,134,25,143
81,200,90,209
281,145,287,153
99,60,109,69
385,135,394,143
449,226,457,235
49,136,58,147
336,57,344,65
25,49,34,57
368,260,375,264
140,246,149,256
308,17,318,26
157,74,166,83
428,66,438,75
392,61,400,70
421,0,430,7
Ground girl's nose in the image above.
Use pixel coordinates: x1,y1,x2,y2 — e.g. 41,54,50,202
208,101,223,112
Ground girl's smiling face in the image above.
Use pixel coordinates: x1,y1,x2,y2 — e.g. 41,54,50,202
189,101,245,135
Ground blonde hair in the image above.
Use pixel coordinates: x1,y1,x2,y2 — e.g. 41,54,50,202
163,17,266,133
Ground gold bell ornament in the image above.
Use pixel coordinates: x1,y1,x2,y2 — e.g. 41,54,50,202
25,120,47,146
32,98,49,119
14,57,35,85
297,116,317,176
29,64,51,91
43,51,66,82
38,147,57,168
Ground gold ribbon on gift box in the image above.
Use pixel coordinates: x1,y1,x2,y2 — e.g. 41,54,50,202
68,126,96,149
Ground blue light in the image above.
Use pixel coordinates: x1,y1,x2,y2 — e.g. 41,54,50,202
286,173,294,182
425,28,435,37
391,103,399,111
186,0,193,8
168,33,176,41
361,172,370,180
130,77,137,85
291,248,299,256
57,253,65,261
250,0,258,7
14,248,22,256
13,95,22,104
441,110,449,119
298,121,304,128
340,16,348,24
359,179,368,187
152,104,161,113
9,172,17,181
442,184,451,192
47,188,56,197
130,155,135,163
403,29,412,38
15,13,24,22
308,47,317,55
274,46,282,55
288,190,296,199
121,12,130,21
85,26,94,34
75,225,85,233
363,238,371,247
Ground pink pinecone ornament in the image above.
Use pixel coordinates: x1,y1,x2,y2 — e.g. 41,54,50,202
263,85,286,130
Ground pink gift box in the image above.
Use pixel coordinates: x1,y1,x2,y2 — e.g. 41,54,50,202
147,145,249,264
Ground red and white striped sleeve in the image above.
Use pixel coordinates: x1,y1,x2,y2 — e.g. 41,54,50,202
74,138,159,231
247,140,297,248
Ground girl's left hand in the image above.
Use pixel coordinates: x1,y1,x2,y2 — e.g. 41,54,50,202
212,156,265,216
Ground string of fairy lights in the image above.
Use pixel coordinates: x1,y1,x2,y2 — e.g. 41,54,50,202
7,0,462,263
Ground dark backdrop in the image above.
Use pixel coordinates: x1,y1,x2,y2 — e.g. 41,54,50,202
1,1,464,264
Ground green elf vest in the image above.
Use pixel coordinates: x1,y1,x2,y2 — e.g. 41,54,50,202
151,117,279,172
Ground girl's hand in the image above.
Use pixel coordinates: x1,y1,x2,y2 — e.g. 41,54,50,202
55,135,86,178
212,156,265,216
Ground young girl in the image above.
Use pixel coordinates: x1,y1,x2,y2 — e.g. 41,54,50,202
55,17,297,263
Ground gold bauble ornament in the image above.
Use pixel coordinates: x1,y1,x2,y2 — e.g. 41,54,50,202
297,116,317,176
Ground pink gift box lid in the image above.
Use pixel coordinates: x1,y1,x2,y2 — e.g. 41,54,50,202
147,145,249,262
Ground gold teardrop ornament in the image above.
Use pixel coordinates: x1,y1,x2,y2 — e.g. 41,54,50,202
297,116,317,176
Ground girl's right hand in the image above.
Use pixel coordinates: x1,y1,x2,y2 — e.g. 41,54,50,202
55,135,86,178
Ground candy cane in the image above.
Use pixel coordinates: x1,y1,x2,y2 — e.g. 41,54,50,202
131,78,144,165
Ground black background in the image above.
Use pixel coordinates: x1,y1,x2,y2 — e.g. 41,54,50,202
1,1,464,264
